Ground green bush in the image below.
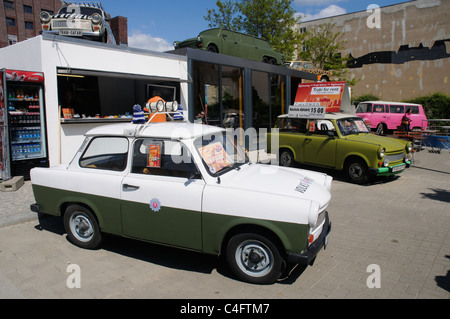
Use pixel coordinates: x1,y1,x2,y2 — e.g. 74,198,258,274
352,94,379,105
404,93,450,120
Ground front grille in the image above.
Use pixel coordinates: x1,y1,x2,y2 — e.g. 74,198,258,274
386,153,404,163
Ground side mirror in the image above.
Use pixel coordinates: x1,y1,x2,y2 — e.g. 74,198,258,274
327,131,336,138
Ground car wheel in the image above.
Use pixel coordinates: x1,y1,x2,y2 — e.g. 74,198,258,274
345,158,369,184
64,205,103,250
262,57,270,64
207,45,218,53
279,149,295,167
226,233,283,284
376,123,386,135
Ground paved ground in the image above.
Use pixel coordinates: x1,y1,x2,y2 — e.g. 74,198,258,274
0,149,449,300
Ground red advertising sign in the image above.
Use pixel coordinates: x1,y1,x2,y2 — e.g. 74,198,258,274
4,69,44,83
294,82,347,113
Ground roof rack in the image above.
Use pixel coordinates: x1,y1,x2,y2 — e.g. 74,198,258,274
61,1,104,10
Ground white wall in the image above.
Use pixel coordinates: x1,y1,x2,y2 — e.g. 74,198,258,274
1,36,188,166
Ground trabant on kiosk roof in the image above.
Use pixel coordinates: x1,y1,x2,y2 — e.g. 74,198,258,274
85,122,225,139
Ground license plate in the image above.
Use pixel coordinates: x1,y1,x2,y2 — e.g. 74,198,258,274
59,30,82,36
392,164,406,172
54,21,68,28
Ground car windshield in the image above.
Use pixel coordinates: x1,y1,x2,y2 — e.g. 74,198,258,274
336,118,370,136
194,132,249,176
58,6,103,17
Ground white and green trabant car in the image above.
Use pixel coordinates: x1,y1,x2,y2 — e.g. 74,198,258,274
30,121,332,284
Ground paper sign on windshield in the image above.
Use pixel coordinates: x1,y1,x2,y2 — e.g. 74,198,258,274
199,142,232,174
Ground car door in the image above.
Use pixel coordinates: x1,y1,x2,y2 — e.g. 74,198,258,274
220,30,239,57
303,120,337,167
120,138,205,251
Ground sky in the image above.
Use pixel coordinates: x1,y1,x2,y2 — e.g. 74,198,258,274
101,0,413,52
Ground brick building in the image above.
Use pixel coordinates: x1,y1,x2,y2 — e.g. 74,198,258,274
299,0,450,101
0,0,127,48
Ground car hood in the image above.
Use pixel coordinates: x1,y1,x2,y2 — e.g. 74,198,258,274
176,37,198,48
220,164,332,208
346,133,407,152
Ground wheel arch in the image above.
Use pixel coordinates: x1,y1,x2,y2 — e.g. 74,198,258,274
220,223,288,258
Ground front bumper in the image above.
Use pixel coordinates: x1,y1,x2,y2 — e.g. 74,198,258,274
369,160,411,176
287,212,331,265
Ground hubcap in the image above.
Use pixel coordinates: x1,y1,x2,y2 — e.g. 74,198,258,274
235,240,273,278
280,152,292,167
349,163,364,180
70,213,94,243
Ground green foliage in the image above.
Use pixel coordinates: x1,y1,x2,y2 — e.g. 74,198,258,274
204,0,302,61
297,23,356,85
352,94,380,105
404,93,450,120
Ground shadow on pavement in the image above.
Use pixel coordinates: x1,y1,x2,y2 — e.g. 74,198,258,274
33,214,307,285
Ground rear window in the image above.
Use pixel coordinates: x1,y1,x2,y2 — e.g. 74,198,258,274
389,105,405,113
406,106,420,114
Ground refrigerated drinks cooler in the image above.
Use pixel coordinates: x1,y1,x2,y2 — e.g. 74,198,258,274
1,69,49,180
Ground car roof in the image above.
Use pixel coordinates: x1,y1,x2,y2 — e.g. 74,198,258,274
360,101,422,106
85,122,225,139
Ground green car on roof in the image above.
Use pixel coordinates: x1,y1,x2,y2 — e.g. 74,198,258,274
174,28,283,65
268,113,413,184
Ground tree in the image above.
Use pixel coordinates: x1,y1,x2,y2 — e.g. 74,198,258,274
298,23,357,85
204,0,241,31
204,0,302,61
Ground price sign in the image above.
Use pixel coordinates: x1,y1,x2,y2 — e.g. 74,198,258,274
288,102,326,119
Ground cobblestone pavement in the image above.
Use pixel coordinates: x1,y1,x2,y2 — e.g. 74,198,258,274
0,150,449,299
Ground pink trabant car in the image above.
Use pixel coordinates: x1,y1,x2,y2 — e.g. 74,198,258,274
356,101,428,134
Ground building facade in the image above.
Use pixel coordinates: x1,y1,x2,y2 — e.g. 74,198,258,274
300,0,450,101
0,0,61,47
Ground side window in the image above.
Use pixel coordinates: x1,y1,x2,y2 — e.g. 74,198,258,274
79,137,129,171
389,105,405,113
373,104,385,113
406,106,419,114
132,139,200,178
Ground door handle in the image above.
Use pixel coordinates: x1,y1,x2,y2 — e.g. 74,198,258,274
123,184,140,190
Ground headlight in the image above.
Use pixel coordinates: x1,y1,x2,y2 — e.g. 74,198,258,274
378,147,386,159
40,11,51,23
197,36,203,43
406,142,413,153
91,14,102,25
165,101,179,112
173,41,179,49
383,158,390,167
308,201,320,228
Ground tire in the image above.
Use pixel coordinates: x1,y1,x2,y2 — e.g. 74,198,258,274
279,149,295,167
64,205,104,250
207,45,218,53
226,233,283,284
376,123,386,135
345,158,369,184
262,57,270,64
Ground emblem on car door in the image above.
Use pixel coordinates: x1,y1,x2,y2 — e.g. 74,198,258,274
149,198,162,212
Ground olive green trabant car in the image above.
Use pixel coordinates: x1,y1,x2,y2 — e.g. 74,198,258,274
30,121,332,284
173,28,283,65
268,113,413,184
